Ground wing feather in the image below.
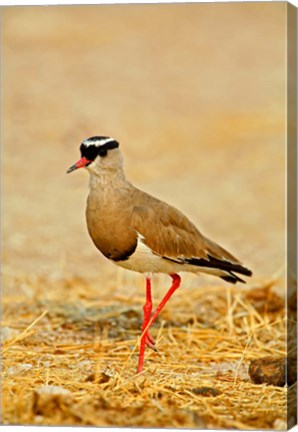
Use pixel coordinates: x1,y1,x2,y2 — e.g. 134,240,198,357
131,191,242,266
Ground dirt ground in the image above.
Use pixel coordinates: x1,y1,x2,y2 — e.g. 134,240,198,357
1,2,291,429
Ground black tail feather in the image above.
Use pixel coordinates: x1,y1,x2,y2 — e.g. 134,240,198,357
187,254,252,277
221,272,246,284
163,253,252,284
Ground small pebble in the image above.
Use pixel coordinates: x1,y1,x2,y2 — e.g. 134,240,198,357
85,368,114,384
249,357,286,386
74,360,92,369
192,387,220,397
32,385,73,416
1,327,19,342
273,418,287,430
34,385,71,396
6,363,33,376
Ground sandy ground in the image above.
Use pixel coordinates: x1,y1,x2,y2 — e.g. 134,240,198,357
1,2,291,428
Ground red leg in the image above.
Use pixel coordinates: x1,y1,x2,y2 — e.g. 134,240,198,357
137,277,153,373
148,274,181,328
146,331,156,347
137,274,181,373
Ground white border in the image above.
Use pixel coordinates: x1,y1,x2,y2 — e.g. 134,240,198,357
1,421,298,432
1,1,297,432
0,0,297,7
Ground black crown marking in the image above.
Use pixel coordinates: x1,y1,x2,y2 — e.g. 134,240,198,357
80,136,119,161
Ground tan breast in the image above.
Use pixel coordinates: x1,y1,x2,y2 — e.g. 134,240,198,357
86,190,138,261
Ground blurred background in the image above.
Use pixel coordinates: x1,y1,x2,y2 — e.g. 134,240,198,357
2,2,286,289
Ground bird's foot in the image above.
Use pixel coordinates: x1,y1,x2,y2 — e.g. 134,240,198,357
145,331,158,352
146,338,158,352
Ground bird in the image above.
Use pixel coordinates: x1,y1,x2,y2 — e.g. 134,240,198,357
67,136,252,373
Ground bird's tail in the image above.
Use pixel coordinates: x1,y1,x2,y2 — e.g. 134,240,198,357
186,255,252,284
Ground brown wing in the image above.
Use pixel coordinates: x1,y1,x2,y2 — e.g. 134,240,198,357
131,189,241,265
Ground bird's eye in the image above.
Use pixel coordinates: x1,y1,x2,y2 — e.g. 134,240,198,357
98,148,108,157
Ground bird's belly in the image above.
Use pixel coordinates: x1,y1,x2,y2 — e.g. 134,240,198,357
113,236,175,273
114,246,179,274
113,237,227,277
111,237,203,275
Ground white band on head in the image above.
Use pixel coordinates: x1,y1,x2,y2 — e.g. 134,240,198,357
82,137,115,147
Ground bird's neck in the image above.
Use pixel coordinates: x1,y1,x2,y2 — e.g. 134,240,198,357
88,167,132,206
89,167,126,186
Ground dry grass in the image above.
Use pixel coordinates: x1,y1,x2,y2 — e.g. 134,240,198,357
1,272,287,429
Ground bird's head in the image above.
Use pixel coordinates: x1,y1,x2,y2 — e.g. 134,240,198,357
67,136,121,174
